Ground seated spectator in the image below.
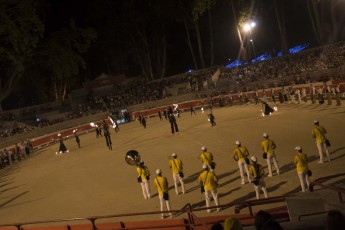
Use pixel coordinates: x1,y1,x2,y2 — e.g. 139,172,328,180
224,217,243,230
255,210,282,230
326,209,345,230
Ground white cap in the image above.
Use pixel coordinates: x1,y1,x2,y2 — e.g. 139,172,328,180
251,156,257,162
235,140,241,145
295,146,302,151
201,146,207,151
58,133,61,137
156,169,162,175
314,120,319,124
171,153,177,157
263,133,268,138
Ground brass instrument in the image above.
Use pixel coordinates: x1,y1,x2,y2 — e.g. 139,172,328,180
125,150,141,166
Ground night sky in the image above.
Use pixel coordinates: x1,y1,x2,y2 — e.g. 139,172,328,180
2,0,344,110
45,0,317,75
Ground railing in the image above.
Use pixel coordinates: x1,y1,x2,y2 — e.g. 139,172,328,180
309,173,345,203
0,196,290,230
234,196,287,216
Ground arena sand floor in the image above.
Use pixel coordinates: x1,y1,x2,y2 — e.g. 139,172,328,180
0,102,345,226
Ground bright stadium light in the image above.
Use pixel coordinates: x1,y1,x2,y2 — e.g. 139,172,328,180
243,24,251,32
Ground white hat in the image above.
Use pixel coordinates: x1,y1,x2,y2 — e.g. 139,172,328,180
235,140,241,145
156,169,162,175
263,133,268,138
314,120,319,124
58,133,61,137
295,146,302,151
201,146,207,151
251,156,257,162
171,153,177,157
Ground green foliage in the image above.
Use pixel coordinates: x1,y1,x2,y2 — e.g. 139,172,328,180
40,19,97,100
192,0,216,22
0,0,44,110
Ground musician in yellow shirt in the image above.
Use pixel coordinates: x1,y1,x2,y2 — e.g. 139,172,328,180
168,153,185,195
199,146,215,171
261,133,280,177
136,161,151,199
311,120,330,163
248,156,268,199
154,169,172,219
233,141,250,185
293,146,310,192
198,165,220,213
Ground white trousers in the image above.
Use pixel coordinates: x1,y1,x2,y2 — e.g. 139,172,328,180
158,194,171,217
297,171,310,192
316,142,330,161
204,189,219,212
140,179,151,199
238,159,250,183
172,173,185,194
253,178,268,199
266,155,280,176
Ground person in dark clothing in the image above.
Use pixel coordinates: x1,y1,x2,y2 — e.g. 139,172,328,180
56,133,69,154
141,116,147,129
163,110,167,120
168,106,179,134
158,111,163,120
103,120,112,150
97,125,102,137
208,113,216,126
190,106,196,116
73,130,80,148
261,100,275,116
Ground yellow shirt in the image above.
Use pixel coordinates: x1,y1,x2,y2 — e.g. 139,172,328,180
200,151,214,166
136,166,150,181
154,176,168,195
198,170,218,190
249,163,265,179
311,125,327,143
233,147,249,160
294,152,309,173
168,158,183,174
261,139,276,155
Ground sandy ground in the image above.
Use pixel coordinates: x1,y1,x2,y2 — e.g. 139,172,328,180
0,102,344,225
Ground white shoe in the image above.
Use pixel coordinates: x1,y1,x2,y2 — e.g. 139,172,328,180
318,161,324,164
241,181,245,185
268,174,273,177
67,150,69,153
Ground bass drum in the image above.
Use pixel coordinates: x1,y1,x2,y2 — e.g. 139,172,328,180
125,150,141,166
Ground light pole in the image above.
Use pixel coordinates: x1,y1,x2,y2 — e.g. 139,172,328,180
243,21,257,59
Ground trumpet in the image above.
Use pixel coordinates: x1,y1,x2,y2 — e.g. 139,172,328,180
125,150,141,166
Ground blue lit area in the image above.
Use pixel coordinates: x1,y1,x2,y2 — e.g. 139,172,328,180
186,69,195,73
226,44,308,68
251,53,272,63
225,60,242,68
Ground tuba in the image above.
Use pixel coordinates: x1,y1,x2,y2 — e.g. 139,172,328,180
125,150,141,166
